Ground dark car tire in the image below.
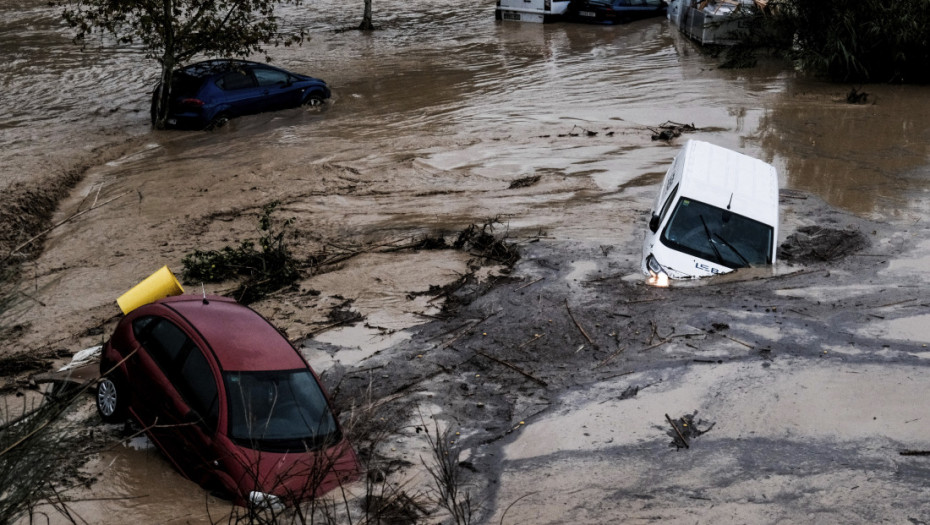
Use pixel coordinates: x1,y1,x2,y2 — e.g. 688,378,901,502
207,113,230,131
302,93,325,107
96,375,128,423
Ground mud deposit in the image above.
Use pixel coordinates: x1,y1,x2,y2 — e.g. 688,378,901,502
3,0,930,522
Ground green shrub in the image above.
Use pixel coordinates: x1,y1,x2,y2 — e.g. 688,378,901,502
748,0,930,83
182,202,300,304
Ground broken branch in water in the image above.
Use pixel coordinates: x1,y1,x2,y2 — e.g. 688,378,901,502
3,190,132,263
665,413,690,449
566,299,594,345
594,345,626,369
475,349,547,387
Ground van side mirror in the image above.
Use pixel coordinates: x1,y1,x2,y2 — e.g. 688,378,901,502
648,214,660,233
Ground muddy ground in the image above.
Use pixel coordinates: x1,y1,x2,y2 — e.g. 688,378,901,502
3,0,930,522
5,170,930,524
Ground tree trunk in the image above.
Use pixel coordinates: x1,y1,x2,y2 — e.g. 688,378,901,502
359,0,373,30
153,0,175,129
152,59,175,130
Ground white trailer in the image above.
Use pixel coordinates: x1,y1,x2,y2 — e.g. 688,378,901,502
495,0,571,23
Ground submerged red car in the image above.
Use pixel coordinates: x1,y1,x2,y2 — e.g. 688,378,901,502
96,294,359,507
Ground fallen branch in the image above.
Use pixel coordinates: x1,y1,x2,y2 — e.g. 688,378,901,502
565,299,594,345
594,346,626,369
515,277,544,291
439,310,500,349
475,349,547,387
3,190,132,263
665,413,690,449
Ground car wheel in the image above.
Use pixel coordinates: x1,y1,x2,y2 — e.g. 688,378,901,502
302,93,325,107
207,113,230,131
96,375,127,423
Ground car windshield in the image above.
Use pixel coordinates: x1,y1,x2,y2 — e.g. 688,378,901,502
225,369,339,452
661,197,773,269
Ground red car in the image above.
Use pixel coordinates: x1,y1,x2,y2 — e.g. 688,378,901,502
96,294,359,507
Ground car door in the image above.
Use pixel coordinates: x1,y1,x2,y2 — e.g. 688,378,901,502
132,316,219,482
251,66,303,110
168,339,222,484
128,315,188,429
213,68,263,116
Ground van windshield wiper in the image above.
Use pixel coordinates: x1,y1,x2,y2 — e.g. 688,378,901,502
699,215,725,264
714,233,751,267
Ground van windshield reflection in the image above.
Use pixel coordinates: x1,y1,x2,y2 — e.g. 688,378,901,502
661,198,773,269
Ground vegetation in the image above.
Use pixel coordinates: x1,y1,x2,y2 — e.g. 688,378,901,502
182,202,301,304
0,384,93,524
62,0,305,129
725,0,930,83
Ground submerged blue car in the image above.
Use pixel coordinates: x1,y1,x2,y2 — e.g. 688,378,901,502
564,0,666,24
153,59,331,130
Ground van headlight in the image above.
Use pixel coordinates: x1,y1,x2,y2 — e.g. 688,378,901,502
249,491,285,512
645,255,670,288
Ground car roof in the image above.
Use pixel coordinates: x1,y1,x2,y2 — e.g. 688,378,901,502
676,140,779,228
178,59,266,78
155,295,307,372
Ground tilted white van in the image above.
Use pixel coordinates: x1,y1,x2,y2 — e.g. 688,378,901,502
642,140,779,285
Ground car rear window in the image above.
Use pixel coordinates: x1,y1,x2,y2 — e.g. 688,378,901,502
170,73,204,97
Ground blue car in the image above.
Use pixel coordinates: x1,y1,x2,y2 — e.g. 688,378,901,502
564,0,666,24
153,59,331,130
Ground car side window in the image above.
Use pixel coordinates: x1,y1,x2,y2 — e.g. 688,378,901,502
142,318,189,371
132,316,156,339
216,70,256,90
178,347,219,432
658,183,680,224
253,67,289,87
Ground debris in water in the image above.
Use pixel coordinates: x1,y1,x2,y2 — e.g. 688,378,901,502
649,121,698,142
509,175,541,189
557,125,598,138
777,226,869,264
666,411,715,450
847,87,869,104
618,385,640,400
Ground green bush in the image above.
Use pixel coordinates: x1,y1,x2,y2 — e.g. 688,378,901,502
758,0,930,83
182,202,300,304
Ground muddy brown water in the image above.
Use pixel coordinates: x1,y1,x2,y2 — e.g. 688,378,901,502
3,0,930,522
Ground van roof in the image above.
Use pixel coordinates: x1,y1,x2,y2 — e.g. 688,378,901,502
677,140,779,227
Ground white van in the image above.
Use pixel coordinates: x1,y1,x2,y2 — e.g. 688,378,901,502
495,0,570,23
641,140,779,285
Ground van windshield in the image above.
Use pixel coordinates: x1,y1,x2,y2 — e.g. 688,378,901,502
225,369,339,452
661,198,773,269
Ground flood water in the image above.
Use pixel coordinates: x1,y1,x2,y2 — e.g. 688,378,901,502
3,0,930,522
4,0,930,220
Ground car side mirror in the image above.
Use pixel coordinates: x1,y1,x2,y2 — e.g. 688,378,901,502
649,214,660,233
